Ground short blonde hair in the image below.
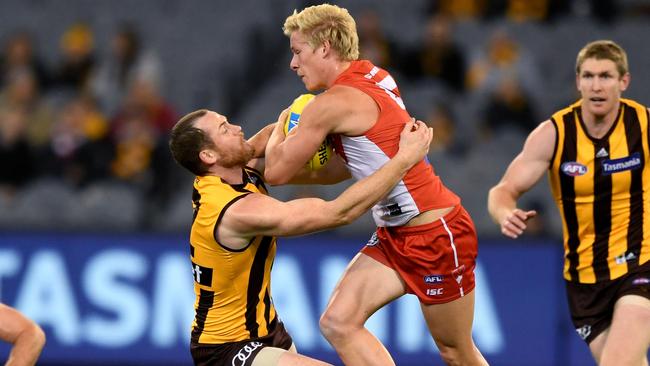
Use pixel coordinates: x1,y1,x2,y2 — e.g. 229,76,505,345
576,40,628,77
283,4,359,61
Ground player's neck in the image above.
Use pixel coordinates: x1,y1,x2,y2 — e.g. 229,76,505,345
207,165,245,185
327,60,351,87
581,101,621,139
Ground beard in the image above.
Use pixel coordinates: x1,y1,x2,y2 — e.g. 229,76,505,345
219,141,255,168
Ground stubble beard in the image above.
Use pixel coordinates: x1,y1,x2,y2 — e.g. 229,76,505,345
220,142,255,168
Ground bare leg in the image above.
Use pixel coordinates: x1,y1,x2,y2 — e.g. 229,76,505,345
588,329,609,364
319,253,406,366
420,290,489,366
599,295,650,366
251,346,333,366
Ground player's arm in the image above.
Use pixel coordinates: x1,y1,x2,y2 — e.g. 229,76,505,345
264,93,345,185
247,123,277,159
287,153,352,185
0,303,46,366
220,120,431,247
487,120,556,239
246,109,289,172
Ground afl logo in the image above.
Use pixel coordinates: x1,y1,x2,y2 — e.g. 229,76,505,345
561,162,587,176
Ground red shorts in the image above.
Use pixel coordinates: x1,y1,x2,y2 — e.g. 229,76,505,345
361,205,478,305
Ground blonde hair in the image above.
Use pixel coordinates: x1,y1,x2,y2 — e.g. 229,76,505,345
283,4,359,61
576,40,628,77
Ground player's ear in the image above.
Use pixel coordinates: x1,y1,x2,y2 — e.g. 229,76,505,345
619,72,630,92
199,149,218,164
320,40,331,57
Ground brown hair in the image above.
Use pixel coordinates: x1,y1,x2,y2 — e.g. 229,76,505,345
168,109,213,176
283,4,359,61
576,40,628,77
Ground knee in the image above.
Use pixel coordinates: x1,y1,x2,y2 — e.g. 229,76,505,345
438,347,461,366
319,308,359,341
437,343,474,366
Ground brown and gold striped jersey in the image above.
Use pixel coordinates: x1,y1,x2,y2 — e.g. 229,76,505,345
189,167,278,344
549,98,650,283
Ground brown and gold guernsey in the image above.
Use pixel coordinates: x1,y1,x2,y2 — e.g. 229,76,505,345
189,167,278,344
549,98,650,283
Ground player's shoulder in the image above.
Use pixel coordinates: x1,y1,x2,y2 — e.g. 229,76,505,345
322,85,374,111
522,119,556,155
226,190,282,219
529,119,556,141
307,86,365,118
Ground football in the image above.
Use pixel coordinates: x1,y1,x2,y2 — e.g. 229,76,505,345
284,94,333,171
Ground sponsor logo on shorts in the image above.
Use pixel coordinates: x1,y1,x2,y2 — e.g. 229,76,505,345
365,232,379,247
575,325,591,340
452,265,466,286
232,341,263,366
424,275,444,283
632,277,650,286
615,251,637,265
561,162,587,176
426,288,444,296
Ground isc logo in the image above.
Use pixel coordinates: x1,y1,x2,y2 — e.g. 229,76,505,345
426,288,443,296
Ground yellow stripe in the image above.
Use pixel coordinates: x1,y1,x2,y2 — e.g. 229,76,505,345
632,101,650,265
574,119,596,283
607,108,631,279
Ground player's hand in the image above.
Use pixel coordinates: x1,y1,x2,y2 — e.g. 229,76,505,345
276,107,290,126
274,107,290,135
396,118,433,167
500,208,537,239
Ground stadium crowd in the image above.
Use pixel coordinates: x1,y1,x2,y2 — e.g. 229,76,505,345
0,0,648,235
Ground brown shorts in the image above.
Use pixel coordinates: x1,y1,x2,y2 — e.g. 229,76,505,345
362,205,478,305
566,260,650,344
190,321,293,366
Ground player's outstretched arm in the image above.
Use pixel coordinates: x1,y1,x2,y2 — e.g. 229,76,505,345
287,153,352,185
221,120,432,246
488,120,555,239
0,304,46,366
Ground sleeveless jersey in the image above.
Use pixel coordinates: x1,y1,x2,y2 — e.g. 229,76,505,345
189,167,278,344
331,60,460,226
549,98,650,283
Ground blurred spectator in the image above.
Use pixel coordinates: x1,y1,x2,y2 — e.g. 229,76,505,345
0,31,51,91
486,0,570,22
357,10,394,69
425,102,467,157
571,0,618,23
429,0,487,20
91,24,162,115
481,74,537,138
109,77,177,206
0,106,34,194
0,69,54,153
399,14,466,92
54,23,96,93
41,95,113,187
466,28,543,106
505,0,551,22
110,109,157,183
112,77,176,136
